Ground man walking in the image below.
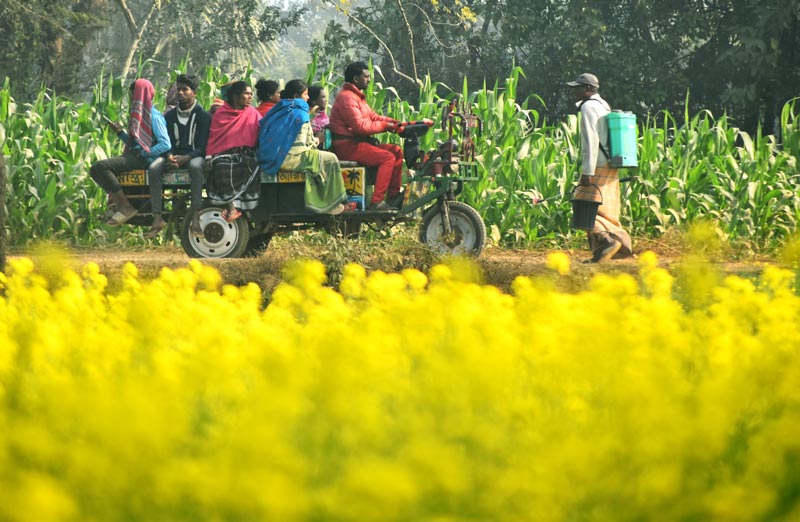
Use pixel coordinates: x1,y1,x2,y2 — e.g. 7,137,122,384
567,72,632,262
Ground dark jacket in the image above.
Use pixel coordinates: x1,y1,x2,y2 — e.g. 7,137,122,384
164,104,211,158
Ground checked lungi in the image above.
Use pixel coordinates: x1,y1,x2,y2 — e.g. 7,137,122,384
207,147,261,210
573,166,632,258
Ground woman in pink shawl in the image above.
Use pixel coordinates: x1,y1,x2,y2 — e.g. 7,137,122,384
205,81,261,222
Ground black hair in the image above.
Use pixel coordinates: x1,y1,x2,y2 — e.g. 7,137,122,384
224,80,249,104
176,74,198,92
344,62,369,83
255,79,279,102
308,85,324,105
280,79,308,100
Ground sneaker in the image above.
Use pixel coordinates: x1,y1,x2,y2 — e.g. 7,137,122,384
368,200,390,211
592,239,622,263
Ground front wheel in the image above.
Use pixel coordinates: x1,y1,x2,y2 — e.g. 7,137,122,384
180,207,250,258
419,201,486,256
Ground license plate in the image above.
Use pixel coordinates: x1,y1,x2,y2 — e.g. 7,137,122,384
117,170,147,186
277,171,305,183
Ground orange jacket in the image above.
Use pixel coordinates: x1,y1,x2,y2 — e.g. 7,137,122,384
329,83,395,138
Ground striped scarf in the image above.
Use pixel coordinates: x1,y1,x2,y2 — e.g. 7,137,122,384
124,79,155,155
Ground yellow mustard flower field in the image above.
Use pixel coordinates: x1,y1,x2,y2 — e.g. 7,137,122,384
1,253,799,521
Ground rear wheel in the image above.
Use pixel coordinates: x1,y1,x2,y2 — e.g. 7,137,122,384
180,206,250,258
420,201,486,256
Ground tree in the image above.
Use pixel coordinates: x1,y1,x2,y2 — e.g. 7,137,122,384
0,0,112,99
315,0,480,95
318,0,800,131
0,0,306,99
122,0,305,82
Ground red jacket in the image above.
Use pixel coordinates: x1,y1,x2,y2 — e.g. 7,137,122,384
329,83,394,138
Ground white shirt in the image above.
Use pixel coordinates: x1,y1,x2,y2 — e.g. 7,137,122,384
577,94,611,176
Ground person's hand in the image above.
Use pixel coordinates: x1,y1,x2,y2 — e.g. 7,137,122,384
107,121,123,134
422,118,434,125
309,105,320,115
386,121,397,132
579,175,592,186
166,154,188,169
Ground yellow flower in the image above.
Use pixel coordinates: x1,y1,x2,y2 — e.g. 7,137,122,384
545,251,570,275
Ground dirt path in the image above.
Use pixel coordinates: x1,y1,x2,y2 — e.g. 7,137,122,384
15,240,768,295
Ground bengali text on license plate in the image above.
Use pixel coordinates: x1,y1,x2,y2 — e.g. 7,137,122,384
117,170,146,186
277,171,305,183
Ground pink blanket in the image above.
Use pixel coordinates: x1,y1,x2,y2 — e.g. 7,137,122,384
206,102,260,155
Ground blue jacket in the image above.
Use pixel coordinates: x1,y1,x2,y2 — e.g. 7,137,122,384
117,107,171,164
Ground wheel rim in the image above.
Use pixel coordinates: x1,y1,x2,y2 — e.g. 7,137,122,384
186,208,243,258
425,211,478,255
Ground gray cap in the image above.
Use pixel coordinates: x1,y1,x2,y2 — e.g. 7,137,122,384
565,73,599,88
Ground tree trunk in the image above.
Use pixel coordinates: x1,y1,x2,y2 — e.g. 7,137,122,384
120,0,159,81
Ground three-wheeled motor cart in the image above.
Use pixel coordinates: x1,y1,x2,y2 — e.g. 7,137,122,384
112,100,487,258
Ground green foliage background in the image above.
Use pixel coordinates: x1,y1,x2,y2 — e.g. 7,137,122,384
1,66,799,252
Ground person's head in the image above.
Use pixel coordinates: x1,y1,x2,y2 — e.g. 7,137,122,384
344,61,370,90
224,80,253,109
566,73,599,101
175,74,198,110
256,79,280,104
128,78,155,105
165,82,179,110
280,79,308,101
308,85,327,110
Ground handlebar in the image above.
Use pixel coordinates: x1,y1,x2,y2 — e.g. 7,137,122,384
396,120,433,138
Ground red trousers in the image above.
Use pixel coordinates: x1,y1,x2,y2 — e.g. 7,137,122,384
333,140,402,203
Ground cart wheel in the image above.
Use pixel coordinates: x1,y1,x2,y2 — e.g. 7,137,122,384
420,201,486,256
180,206,250,258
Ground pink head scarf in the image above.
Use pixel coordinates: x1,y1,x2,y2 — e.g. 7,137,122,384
124,79,155,154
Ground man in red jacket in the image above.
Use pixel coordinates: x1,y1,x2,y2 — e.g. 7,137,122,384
329,61,403,210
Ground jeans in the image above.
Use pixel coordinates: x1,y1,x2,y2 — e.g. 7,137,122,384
147,156,205,213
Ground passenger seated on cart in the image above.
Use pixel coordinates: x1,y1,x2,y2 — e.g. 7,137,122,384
308,85,330,150
205,81,261,222
91,78,171,226
255,79,280,117
145,74,211,238
329,61,403,211
258,79,347,215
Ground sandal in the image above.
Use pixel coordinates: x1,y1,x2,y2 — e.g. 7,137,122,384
326,203,345,216
106,209,138,227
223,208,242,223
144,221,166,239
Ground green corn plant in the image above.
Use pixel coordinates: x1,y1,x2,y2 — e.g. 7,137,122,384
3,65,800,252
